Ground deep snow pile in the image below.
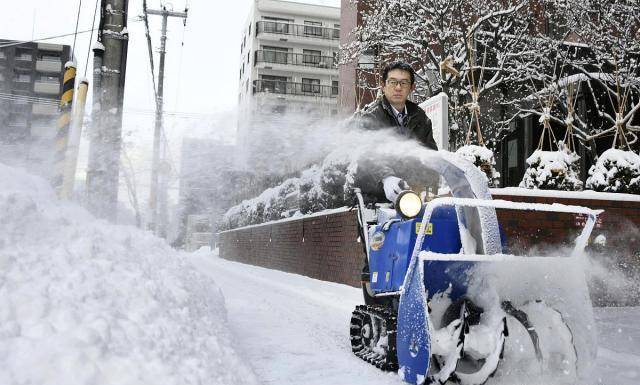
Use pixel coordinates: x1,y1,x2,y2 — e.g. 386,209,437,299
520,147,583,191
586,148,640,194
0,163,258,385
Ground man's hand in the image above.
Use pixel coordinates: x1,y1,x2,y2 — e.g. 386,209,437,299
382,176,410,203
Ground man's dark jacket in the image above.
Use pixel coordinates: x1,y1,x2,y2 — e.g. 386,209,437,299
358,96,438,150
352,96,439,202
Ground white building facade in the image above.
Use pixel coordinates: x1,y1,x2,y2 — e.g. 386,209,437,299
237,0,340,172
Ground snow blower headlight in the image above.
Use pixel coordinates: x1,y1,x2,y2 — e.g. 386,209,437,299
395,190,422,219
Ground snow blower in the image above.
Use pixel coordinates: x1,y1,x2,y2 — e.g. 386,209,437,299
350,152,600,385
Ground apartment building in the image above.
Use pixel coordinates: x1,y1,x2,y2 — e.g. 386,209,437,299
237,0,340,172
0,39,71,172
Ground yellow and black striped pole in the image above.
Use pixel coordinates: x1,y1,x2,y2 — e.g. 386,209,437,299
53,61,76,196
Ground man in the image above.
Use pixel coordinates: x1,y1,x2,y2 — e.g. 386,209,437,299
359,61,438,150
355,61,438,203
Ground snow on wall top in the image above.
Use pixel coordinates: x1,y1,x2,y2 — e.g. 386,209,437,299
0,163,259,385
492,187,640,202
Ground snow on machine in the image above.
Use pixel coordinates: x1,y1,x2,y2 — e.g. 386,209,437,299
349,151,600,385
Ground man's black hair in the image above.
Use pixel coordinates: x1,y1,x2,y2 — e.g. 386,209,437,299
382,61,415,85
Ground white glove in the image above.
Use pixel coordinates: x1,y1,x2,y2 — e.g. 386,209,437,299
382,176,410,203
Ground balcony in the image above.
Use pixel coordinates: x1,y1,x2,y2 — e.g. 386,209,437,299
34,81,60,95
15,54,33,62
32,102,58,116
254,50,337,71
256,21,339,41
36,59,61,73
253,79,337,98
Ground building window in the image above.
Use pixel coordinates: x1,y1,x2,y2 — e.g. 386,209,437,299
39,75,58,83
302,49,321,65
247,51,250,64
14,73,31,83
39,54,60,62
304,21,323,37
332,81,339,95
260,75,288,94
262,16,292,34
16,53,32,61
262,46,288,64
248,23,251,36
0,51,6,59
302,78,320,93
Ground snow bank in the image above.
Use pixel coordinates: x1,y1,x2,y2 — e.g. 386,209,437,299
0,163,258,385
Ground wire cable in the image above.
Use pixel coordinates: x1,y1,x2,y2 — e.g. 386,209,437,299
72,0,83,59
84,0,101,78
142,0,159,103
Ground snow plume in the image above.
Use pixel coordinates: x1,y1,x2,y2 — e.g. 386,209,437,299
0,162,259,385
0,112,58,181
467,251,598,384
222,118,499,229
586,222,640,306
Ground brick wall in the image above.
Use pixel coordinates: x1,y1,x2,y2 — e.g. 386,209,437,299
219,210,365,287
491,192,640,257
218,192,640,300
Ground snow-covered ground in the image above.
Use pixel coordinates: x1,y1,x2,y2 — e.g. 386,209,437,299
1,161,638,385
188,249,640,385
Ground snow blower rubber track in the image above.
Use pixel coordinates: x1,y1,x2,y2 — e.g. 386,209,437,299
350,304,398,371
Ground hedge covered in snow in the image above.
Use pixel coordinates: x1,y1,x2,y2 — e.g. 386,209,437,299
586,149,640,194
520,145,583,191
455,145,500,187
219,154,353,231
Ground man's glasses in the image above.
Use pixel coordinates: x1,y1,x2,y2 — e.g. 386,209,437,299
386,79,412,89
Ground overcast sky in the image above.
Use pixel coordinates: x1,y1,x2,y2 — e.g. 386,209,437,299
0,0,340,221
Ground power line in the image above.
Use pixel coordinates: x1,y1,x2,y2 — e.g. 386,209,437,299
0,29,96,49
72,0,83,59
84,0,101,78
142,0,159,103
0,18,143,49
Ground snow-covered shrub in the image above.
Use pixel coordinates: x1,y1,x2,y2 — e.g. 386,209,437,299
520,145,583,191
586,149,640,194
299,166,328,214
320,157,350,209
455,145,500,187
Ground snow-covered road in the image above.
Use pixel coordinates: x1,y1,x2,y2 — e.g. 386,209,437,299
190,250,404,385
189,250,640,385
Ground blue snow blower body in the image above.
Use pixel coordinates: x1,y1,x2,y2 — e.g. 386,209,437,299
367,206,470,301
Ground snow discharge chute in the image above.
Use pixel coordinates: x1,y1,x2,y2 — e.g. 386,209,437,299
349,150,599,385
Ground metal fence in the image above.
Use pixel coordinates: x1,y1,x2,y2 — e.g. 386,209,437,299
253,79,337,98
254,50,337,69
256,21,340,40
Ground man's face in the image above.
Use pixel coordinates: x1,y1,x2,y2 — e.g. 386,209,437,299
382,69,414,106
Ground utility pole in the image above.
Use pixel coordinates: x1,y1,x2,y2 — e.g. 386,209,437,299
86,0,129,221
146,6,188,237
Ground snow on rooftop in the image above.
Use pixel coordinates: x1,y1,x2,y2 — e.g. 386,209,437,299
0,162,259,385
